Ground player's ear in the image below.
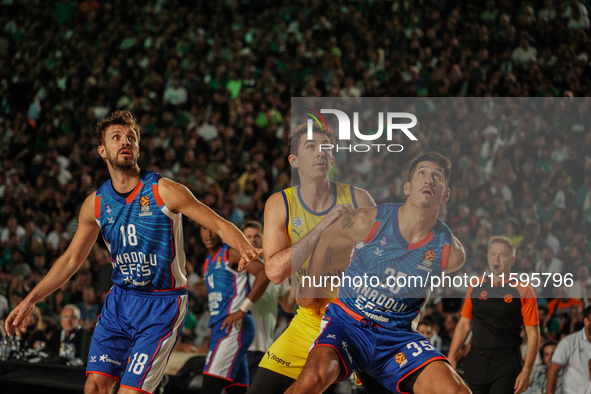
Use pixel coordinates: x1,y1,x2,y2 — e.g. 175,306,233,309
97,145,106,160
288,154,298,169
403,181,410,196
441,187,451,203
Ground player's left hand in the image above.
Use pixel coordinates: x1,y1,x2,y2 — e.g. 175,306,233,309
238,247,263,271
513,369,530,394
220,310,245,332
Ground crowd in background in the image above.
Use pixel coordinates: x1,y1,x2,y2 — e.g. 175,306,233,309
1,0,591,388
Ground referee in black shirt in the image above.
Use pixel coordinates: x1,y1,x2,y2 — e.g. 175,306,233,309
448,236,540,394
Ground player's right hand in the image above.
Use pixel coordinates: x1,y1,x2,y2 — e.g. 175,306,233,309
5,300,35,337
238,247,263,271
319,203,354,231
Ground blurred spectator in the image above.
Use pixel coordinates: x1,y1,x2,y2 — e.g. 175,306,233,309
546,306,591,394
524,341,563,394
46,304,91,364
20,306,47,350
75,286,100,330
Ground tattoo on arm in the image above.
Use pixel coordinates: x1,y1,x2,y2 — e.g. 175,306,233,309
342,210,359,229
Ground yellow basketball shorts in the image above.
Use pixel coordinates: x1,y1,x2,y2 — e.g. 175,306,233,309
257,307,321,380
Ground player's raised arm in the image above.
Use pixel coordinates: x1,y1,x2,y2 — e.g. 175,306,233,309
305,207,377,298
445,234,466,273
157,177,261,267
262,192,354,284
5,192,100,336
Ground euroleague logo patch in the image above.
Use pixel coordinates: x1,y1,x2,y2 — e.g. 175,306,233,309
418,249,435,272
504,294,513,303
139,195,152,216
479,290,488,300
395,352,408,368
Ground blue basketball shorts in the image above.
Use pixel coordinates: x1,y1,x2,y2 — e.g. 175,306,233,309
87,285,188,394
313,300,448,393
204,313,255,387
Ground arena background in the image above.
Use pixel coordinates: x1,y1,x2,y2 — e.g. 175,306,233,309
1,0,591,393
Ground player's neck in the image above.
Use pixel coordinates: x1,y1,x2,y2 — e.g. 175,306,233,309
397,204,438,244
298,178,334,212
110,166,142,193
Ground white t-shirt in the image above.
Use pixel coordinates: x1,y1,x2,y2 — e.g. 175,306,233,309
248,275,290,353
552,328,591,394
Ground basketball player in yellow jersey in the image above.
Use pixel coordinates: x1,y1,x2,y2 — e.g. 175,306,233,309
244,123,387,393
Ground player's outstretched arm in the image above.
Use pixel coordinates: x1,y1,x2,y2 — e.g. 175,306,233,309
263,192,354,284
447,315,472,369
305,207,377,299
514,324,540,394
221,251,269,331
445,234,466,273
157,178,261,268
5,193,100,337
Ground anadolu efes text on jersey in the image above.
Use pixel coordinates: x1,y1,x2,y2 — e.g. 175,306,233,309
337,203,452,330
94,170,187,291
203,244,250,327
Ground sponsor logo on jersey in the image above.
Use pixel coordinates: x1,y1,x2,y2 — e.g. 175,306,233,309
374,248,384,257
100,354,121,366
378,235,389,247
504,294,513,303
479,290,488,300
341,341,353,363
215,256,222,269
90,356,97,363
395,352,408,368
292,217,303,229
327,334,337,340
266,351,291,366
107,217,115,224
105,204,113,215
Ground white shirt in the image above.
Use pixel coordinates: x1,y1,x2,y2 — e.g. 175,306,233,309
248,272,290,353
551,328,591,394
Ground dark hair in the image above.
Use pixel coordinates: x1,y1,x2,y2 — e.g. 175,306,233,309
418,320,433,329
584,306,591,321
407,151,451,185
243,220,263,233
289,121,335,156
96,110,141,146
540,341,558,363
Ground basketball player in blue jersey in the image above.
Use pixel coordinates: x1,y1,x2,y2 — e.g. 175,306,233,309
246,122,389,394
285,152,471,394
200,225,269,394
5,110,262,394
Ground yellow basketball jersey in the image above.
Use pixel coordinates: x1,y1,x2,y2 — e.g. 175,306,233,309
258,182,359,379
281,182,358,300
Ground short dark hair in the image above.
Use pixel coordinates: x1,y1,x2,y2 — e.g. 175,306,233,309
289,121,335,156
243,220,263,233
540,341,557,362
407,151,451,185
96,110,141,146
584,305,591,321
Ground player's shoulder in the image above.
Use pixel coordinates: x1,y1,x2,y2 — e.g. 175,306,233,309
266,190,290,209
434,217,453,236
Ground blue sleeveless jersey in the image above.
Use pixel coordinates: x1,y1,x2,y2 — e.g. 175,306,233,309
204,244,250,327
338,203,452,330
94,170,187,292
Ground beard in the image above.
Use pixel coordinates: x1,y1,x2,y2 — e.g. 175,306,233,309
106,147,137,172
